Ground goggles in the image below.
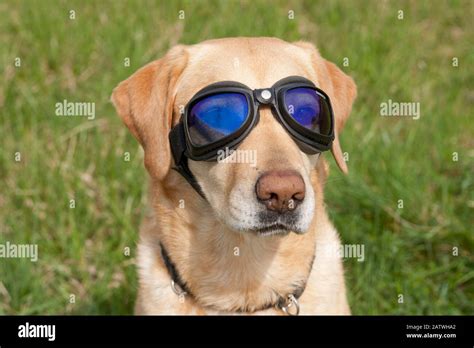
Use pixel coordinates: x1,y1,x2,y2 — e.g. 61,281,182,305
169,76,335,197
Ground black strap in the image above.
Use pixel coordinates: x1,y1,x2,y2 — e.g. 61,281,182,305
169,124,206,199
160,242,192,296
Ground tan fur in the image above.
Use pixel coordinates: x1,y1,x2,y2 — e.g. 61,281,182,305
111,37,357,315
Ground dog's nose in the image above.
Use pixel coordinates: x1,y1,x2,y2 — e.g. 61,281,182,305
255,170,305,213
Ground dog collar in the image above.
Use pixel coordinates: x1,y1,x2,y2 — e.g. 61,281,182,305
160,242,309,315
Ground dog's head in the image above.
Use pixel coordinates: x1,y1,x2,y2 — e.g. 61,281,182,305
112,37,356,237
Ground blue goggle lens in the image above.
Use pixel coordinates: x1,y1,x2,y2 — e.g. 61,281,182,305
188,92,249,147
283,87,331,135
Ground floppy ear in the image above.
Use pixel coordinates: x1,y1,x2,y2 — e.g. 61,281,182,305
111,45,188,180
293,41,357,174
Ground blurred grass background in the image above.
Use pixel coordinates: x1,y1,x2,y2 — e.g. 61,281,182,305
0,0,473,314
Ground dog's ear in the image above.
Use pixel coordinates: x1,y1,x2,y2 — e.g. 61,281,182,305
293,41,357,174
111,45,188,180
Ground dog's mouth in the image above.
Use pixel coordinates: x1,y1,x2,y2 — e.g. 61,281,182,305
254,224,292,237
246,211,307,237
226,196,313,237
249,222,303,237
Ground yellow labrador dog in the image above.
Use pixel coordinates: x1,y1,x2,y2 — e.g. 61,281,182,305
111,37,356,315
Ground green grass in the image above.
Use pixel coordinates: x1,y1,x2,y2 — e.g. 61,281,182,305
0,0,472,315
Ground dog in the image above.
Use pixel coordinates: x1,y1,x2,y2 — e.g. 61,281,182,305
111,37,356,315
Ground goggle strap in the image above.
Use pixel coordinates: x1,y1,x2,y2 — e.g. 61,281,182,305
171,162,206,199
169,123,207,199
